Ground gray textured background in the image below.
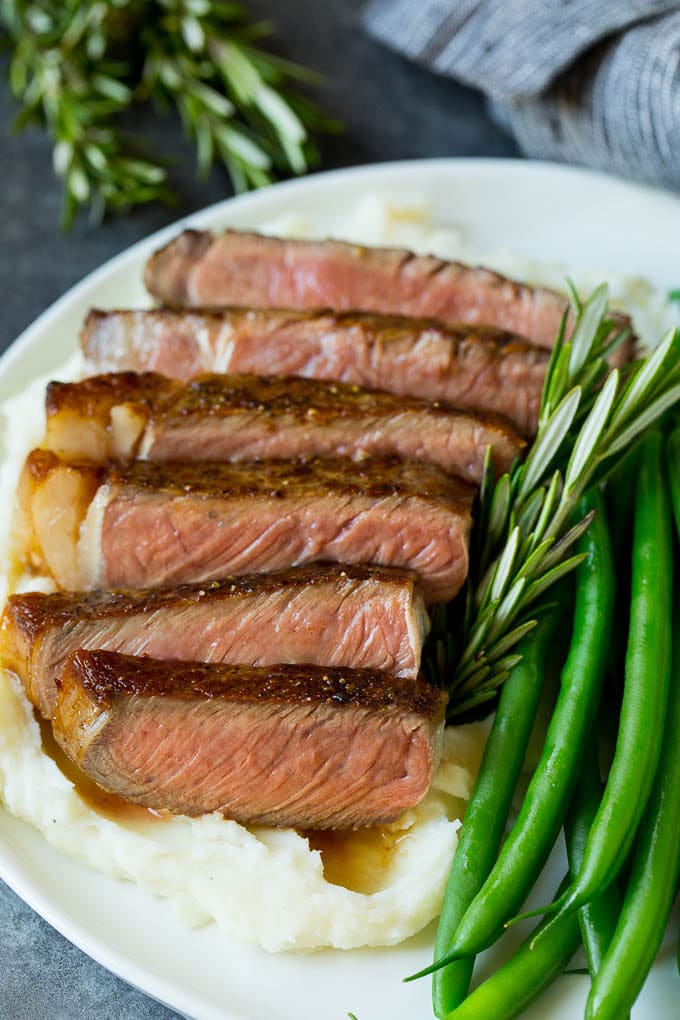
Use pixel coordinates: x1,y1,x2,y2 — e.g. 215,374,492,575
0,1,516,1016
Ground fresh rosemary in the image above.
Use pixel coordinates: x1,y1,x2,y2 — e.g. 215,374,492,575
434,287,680,719
1,0,339,227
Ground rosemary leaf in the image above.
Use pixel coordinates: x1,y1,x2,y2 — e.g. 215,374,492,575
430,285,680,720
522,553,588,606
485,619,538,663
531,470,562,547
1,0,339,226
518,388,581,499
563,370,618,492
539,514,594,574
515,488,546,542
488,526,521,605
606,327,679,434
568,283,608,377
602,379,680,459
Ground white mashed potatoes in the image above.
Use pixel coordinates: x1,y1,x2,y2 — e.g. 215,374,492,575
0,196,672,953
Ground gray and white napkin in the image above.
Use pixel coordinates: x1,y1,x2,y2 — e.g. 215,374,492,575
363,0,680,192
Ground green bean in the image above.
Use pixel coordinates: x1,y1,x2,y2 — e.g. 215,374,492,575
430,611,559,1016
424,488,614,967
442,878,581,1020
545,432,673,925
662,426,680,982
585,571,680,1016
564,739,622,978
605,443,639,557
669,427,680,535
604,445,638,687
440,727,619,1020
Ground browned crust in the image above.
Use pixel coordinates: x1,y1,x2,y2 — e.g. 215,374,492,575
21,448,67,485
21,449,106,489
111,455,475,505
45,372,175,421
3,563,419,640
48,370,521,437
63,649,448,717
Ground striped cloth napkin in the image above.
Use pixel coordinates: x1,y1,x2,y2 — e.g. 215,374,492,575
363,0,680,192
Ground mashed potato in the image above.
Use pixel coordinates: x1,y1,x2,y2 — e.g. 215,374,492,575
0,196,672,953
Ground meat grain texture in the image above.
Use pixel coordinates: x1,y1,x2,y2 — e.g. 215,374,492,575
53,651,448,830
145,230,578,344
1,565,428,718
19,450,474,603
45,371,524,483
81,308,547,435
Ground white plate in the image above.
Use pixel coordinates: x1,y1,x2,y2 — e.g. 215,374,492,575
1,159,680,1020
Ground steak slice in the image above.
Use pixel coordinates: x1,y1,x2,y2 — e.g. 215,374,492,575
53,649,448,829
45,371,524,484
143,229,633,354
19,450,473,603
81,307,547,435
1,564,428,718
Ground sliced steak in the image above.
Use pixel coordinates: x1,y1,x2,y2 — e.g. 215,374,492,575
19,450,473,603
1,564,428,718
45,371,524,484
143,229,633,354
81,308,547,435
53,650,448,829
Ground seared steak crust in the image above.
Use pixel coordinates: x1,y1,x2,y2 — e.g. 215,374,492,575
45,371,524,483
81,307,547,435
20,450,474,603
45,370,171,421
142,229,633,355
53,649,448,828
63,649,443,710
1,564,428,717
107,454,471,501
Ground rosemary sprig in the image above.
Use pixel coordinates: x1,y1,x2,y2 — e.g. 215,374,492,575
437,288,680,719
1,1,339,227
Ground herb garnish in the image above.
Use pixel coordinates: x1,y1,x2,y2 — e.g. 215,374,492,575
431,287,680,718
1,0,339,227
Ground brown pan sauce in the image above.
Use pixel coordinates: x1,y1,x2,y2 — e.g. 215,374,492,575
304,824,412,894
38,709,418,892
36,710,162,824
